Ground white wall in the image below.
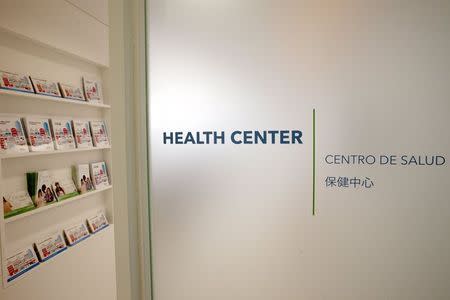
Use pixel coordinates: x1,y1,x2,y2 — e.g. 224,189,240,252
149,1,450,300
107,0,136,299
0,1,140,299
0,0,109,67
0,12,116,300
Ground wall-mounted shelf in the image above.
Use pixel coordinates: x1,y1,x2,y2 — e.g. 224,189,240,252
4,186,112,224
4,224,114,288
0,146,111,160
0,89,110,109
0,4,116,295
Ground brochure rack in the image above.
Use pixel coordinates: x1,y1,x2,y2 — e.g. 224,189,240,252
0,25,116,294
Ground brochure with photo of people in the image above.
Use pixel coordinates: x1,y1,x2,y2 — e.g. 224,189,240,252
23,117,54,152
63,223,90,246
72,164,95,194
3,191,35,219
50,119,76,150
51,168,79,201
90,162,110,190
0,70,34,93
34,232,67,262
90,120,110,147
59,83,85,101
5,246,40,283
27,170,57,208
72,120,93,148
3,175,35,219
87,212,109,233
30,77,61,97
0,116,29,154
82,77,103,103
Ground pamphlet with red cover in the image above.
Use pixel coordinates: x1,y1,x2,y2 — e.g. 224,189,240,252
4,246,40,283
0,70,34,93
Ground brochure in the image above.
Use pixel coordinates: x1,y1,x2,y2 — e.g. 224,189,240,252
72,120,93,148
63,223,90,246
5,246,40,283
72,164,95,194
30,77,61,97
82,77,103,103
90,120,110,147
27,170,57,208
0,116,29,154
23,117,54,152
51,119,76,150
51,168,79,201
87,212,109,233
59,83,85,101
90,162,110,190
0,70,34,93
3,191,34,219
3,175,35,218
34,232,67,262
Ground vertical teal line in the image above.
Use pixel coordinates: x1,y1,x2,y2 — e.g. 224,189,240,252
313,109,316,216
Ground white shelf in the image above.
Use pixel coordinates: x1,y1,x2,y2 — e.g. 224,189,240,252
0,15,116,294
3,224,114,288
4,186,112,224
0,146,111,160
0,89,110,109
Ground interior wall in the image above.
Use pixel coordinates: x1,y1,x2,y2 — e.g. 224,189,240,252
109,0,148,300
0,1,141,299
107,0,133,299
0,0,118,299
0,0,109,66
148,1,450,300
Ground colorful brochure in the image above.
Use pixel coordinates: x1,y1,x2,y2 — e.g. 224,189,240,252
72,120,93,148
34,232,67,262
51,119,76,150
3,175,35,218
82,77,103,103
5,246,40,283
0,116,29,154
72,164,95,194
3,191,34,219
59,83,85,101
23,117,54,152
90,162,110,190
90,120,109,147
30,77,61,97
51,168,79,201
63,223,90,246
0,70,34,93
27,170,57,208
87,212,109,233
